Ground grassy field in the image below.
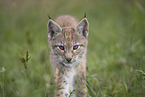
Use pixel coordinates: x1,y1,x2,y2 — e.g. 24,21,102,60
0,0,145,97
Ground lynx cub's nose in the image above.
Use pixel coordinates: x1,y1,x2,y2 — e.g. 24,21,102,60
66,58,72,63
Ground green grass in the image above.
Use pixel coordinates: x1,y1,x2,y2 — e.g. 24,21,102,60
0,0,145,97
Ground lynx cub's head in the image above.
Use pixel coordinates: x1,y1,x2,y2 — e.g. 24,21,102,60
47,16,89,67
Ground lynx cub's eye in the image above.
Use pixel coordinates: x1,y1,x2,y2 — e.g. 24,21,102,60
58,45,65,51
73,45,80,50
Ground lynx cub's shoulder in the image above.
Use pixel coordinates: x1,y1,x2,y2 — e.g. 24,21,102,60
47,14,89,97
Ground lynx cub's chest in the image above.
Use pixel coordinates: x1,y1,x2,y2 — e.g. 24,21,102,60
47,15,89,97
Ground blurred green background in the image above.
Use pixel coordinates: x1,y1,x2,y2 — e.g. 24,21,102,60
0,0,145,97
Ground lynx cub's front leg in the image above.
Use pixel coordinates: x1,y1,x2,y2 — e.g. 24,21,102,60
54,67,77,97
47,15,89,97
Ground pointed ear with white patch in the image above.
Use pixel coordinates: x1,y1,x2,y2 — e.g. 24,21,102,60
47,19,62,39
76,18,89,38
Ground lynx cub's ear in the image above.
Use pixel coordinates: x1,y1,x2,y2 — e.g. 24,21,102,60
76,18,89,38
47,19,62,39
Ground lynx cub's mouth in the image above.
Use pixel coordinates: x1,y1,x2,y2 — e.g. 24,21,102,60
62,58,76,67
62,61,75,67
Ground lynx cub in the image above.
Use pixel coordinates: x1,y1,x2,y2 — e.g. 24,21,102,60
47,15,89,97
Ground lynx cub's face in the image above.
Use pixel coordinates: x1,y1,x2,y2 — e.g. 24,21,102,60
48,18,89,67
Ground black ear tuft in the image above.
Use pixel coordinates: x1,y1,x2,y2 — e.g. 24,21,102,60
48,14,51,19
84,13,86,18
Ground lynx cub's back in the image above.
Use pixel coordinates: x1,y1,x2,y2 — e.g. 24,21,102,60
47,15,89,97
